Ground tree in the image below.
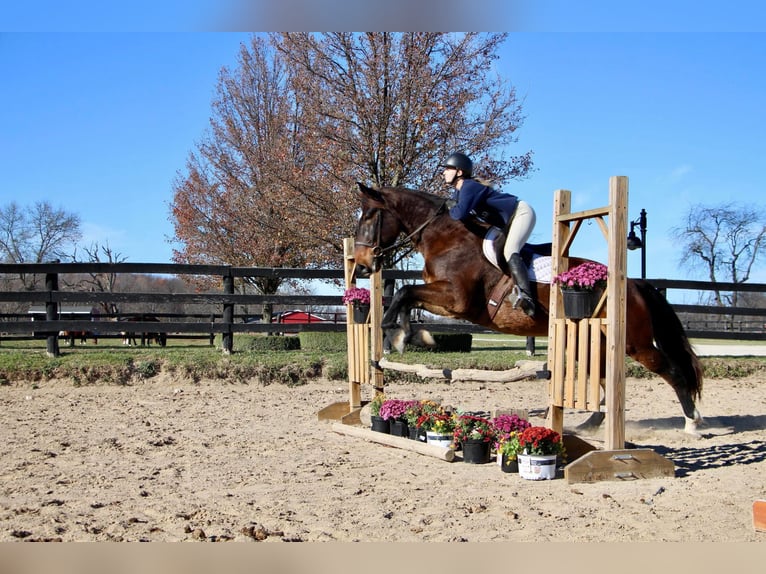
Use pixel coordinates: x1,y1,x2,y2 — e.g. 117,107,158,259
274,32,532,266
67,242,128,314
170,32,532,284
674,202,766,306
0,200,82,289
170,35,306,300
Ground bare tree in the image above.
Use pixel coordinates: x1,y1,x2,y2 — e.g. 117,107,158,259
66,242,128,314
0,200,82,289
674,202,766,307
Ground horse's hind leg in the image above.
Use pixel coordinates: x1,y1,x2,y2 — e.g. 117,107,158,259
630,346,704,437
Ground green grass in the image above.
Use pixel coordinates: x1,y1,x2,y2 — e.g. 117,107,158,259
1,333,764,387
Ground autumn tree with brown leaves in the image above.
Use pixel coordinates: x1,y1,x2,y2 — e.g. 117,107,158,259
170,32,532,292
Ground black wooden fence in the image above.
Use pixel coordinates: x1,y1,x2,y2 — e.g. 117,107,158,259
1,263,765,356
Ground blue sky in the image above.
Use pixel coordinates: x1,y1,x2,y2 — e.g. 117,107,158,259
2,3,765,288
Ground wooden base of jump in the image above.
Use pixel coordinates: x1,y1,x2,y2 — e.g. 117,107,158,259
331,423,455,462
378,357,544,383
317,402,366,425
564,449,675,484
754,500,766,532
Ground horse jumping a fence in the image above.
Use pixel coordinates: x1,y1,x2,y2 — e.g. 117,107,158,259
352,183,704,436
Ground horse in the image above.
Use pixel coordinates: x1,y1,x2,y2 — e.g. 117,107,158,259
352,183,704,436
119,315,167,347
60,330,97,346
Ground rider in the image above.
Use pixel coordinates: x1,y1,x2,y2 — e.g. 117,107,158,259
440,152,537,317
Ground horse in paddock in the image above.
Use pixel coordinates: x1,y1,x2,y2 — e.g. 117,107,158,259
352,183,704,436
60,331,97,346
119,315,167,347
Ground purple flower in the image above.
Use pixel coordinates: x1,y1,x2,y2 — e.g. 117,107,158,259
379,399,419,421
553,262,608,292
342,287,371,305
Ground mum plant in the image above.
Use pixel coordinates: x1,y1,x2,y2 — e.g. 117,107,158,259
553,262,608,292
417,412,455,435
497,431,524,463
491,413,531,450
518,426,566,457
403,399,439,428
379,399,419,422
342,287,371,305
369,393,385,417
453,415,496,444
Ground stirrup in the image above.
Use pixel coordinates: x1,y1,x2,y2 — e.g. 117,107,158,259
509,285,535,317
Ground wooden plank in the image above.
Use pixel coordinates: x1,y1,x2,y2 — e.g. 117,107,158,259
556,205,611,222
588,318,603,411
753,500,766,532
378,357,543,382
551,319,566,407
564,449,675,484
564,320,577,407
331,423,455,462
575,319,589,409
318,401,358,422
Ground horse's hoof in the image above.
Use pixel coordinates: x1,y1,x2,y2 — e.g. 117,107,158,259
684,415,705,438
411,329,436,348
388,329,406,354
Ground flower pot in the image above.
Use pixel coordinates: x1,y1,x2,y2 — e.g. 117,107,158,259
461,439,491,464
501,453,519,473
517,454,557,480
561,289,598,320
353,303,370,324
425,431,453,448
407,426,425,441
370,415,390,434
389,418,409,438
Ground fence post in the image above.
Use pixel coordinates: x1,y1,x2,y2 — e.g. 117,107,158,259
45,272,60,358
222,269,234,354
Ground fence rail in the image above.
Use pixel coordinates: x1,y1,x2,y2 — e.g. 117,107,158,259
1,263,765,354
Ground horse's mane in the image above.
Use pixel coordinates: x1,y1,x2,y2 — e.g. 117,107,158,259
383,186,447,210
381,185,492,243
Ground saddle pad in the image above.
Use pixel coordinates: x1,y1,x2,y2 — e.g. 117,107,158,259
483,228,553,283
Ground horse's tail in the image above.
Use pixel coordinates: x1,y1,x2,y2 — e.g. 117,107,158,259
633,279,703,400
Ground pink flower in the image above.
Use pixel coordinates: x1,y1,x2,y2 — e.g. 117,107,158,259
553,262,608,292
342,287,370,305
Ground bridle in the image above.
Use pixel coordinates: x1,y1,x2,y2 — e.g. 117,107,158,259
355,200,448,267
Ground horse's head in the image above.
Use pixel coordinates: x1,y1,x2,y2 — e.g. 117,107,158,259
353,182,404,277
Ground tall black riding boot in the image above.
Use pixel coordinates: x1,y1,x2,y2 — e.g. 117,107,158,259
508,253,535,317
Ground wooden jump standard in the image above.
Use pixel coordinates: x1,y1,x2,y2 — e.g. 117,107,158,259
549,177,674,484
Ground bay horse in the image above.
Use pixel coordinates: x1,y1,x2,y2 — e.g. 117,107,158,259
352,183,704,436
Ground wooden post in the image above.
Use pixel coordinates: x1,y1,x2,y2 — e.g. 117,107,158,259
605,176,628,450
344,237,364,410
369,267,384,395
45,272,59,358
547,189,571,436
222,270,234,355
546,176,674,483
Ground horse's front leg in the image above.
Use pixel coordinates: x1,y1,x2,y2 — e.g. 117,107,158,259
382,282,456,353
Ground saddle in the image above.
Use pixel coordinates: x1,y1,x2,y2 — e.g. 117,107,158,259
482,227,552,320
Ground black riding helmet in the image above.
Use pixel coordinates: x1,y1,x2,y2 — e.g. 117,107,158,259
441,152,473,178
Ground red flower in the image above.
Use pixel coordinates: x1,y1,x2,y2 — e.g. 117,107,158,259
518,426,565,456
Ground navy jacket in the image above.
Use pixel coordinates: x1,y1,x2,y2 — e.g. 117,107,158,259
449,179,518,229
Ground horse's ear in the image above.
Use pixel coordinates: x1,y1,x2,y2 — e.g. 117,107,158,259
356,182,385,206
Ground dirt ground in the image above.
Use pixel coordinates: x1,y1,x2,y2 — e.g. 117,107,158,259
1,372,765,543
